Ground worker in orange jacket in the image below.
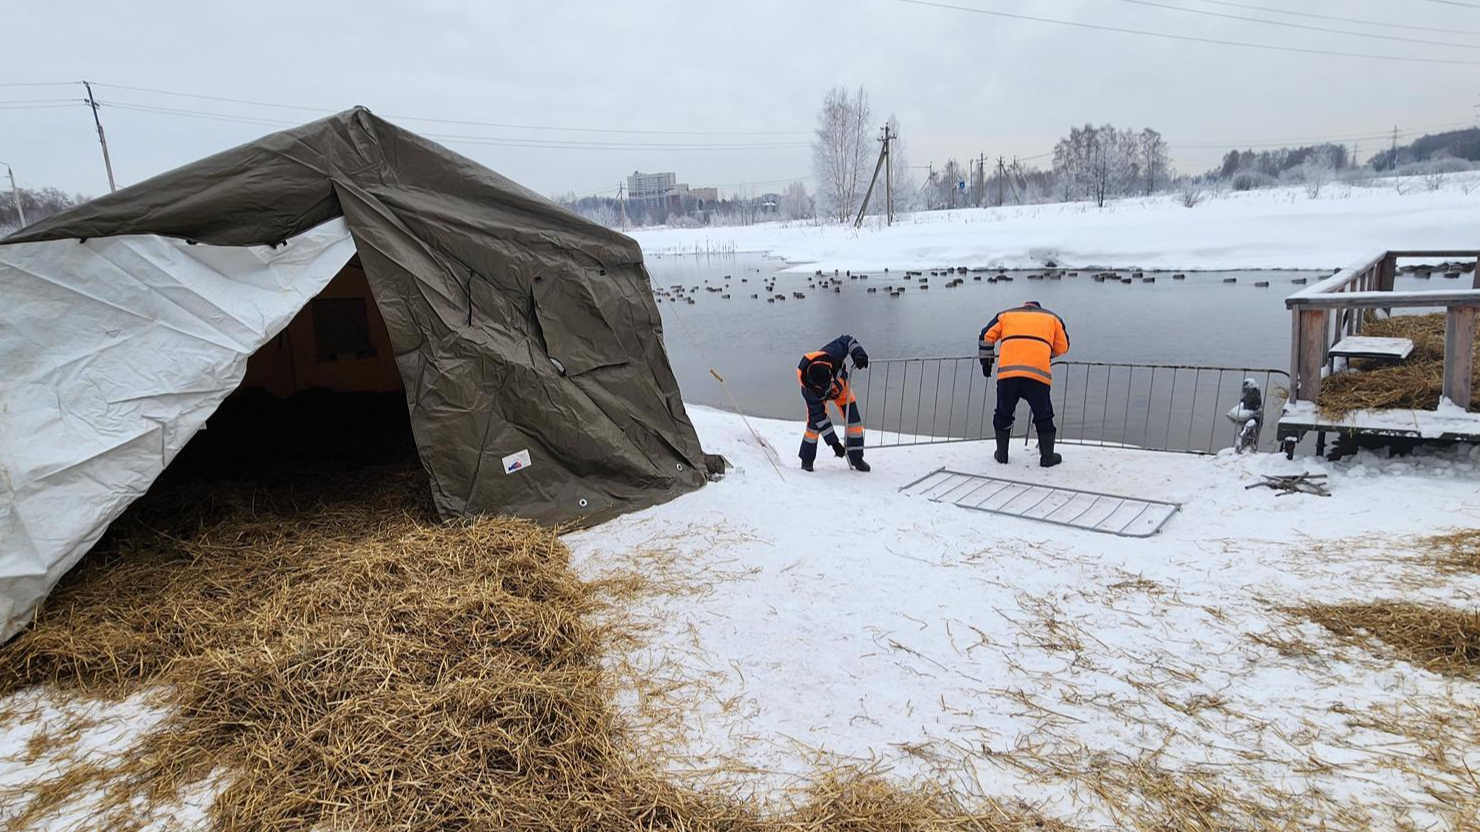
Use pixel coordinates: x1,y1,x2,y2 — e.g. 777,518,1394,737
797,334,870,472
979,301,1070,467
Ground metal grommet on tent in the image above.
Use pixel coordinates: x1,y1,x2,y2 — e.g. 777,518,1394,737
578,498,589,508
676,463,684,472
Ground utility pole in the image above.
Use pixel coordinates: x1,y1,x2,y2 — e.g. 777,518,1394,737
2,163,24,228
996,156,1007,207
1389,125,1399,171
976,152,986,207
853,123,893,228
82,81,117,193
883,123,893,225
617,182,628,231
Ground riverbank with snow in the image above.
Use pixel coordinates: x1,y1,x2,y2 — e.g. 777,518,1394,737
567,405,1480,829
631,177,1480,273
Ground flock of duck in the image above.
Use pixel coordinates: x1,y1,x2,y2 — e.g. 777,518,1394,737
647,262,1472,306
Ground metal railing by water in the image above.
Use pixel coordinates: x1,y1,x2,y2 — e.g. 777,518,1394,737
856,358,1290,455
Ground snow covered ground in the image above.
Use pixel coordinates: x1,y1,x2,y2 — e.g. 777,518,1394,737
567,406,1480,828
631,177,1480,273
4,405,1478,829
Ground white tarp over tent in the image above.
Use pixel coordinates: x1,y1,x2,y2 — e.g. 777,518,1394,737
0,219,356,640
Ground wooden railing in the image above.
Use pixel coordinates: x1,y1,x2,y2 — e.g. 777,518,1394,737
1286,250,1480,409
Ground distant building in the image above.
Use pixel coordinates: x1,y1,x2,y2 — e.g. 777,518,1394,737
628,171,682,203
689,187,719,202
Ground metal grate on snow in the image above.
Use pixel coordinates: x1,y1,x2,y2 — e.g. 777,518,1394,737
899,468,1180,538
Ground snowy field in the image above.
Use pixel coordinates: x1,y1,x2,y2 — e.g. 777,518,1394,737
632,177,1480,273
567,406,1480,829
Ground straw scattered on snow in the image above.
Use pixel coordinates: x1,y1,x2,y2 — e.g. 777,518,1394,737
1293,601,1480,679
0,465,1054,832
1424,528,1480,574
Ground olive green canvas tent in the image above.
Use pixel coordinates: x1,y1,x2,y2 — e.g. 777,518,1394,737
0,107,710,640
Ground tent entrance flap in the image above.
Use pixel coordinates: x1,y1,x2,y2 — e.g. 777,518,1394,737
0,219,358,641
241,257,404,397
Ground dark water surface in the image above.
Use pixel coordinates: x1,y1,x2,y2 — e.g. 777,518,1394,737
646,253,1335,422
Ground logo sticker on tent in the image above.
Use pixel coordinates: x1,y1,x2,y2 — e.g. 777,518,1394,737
503,449,533,474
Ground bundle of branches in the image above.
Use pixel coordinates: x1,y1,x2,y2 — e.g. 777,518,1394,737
1318,313,1480,417
1296,601,1480,679
0,459,1049,832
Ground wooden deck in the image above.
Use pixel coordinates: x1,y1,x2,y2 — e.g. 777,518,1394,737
1282,249,1480,458
1276,401,1480,457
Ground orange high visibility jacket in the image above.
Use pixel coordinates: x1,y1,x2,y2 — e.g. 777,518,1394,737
979,304,1070,384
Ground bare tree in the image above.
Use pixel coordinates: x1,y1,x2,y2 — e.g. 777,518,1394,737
1085,126,1134,208
928,159,968,209
1177,177,1206,208
1054,124,1158,206
1297,148,1335,198
0,185,87,234
1138,128,1169,196
780,181,813,220
811,86,873,224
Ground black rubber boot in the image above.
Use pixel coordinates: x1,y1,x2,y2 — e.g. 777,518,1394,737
1039,431,1062,468
801,458,814,472
847,451,871,472
993,430,1011,464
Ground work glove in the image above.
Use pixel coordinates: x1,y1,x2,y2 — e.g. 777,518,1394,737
980,359,993,378
829,439,847,458
853,349,869,370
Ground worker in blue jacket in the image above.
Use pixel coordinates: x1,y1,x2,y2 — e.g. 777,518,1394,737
797,335,870,472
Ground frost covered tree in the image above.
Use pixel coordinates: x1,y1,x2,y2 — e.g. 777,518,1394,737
926,159,968,209
1137,129,1169,196
0,185,87,235
780,181,813,220
1054,124,1165,205
1295,147,1336,198
811,86,873,223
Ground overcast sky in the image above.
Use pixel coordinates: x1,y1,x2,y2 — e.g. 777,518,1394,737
4,0,1477,200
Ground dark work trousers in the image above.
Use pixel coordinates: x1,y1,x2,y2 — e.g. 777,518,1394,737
798,381,864,465
992,376,1056,435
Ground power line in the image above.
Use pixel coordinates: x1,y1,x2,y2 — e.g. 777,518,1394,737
0,102,85,110
893,0,1480,65
1421,0,1480,9
1172,120,1478,149
1185,0,1480,36
415,130,809,150
98,101,810,150
91,81,809,137
98,101,303,128
1105,0,1480,50
569,174,814,200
